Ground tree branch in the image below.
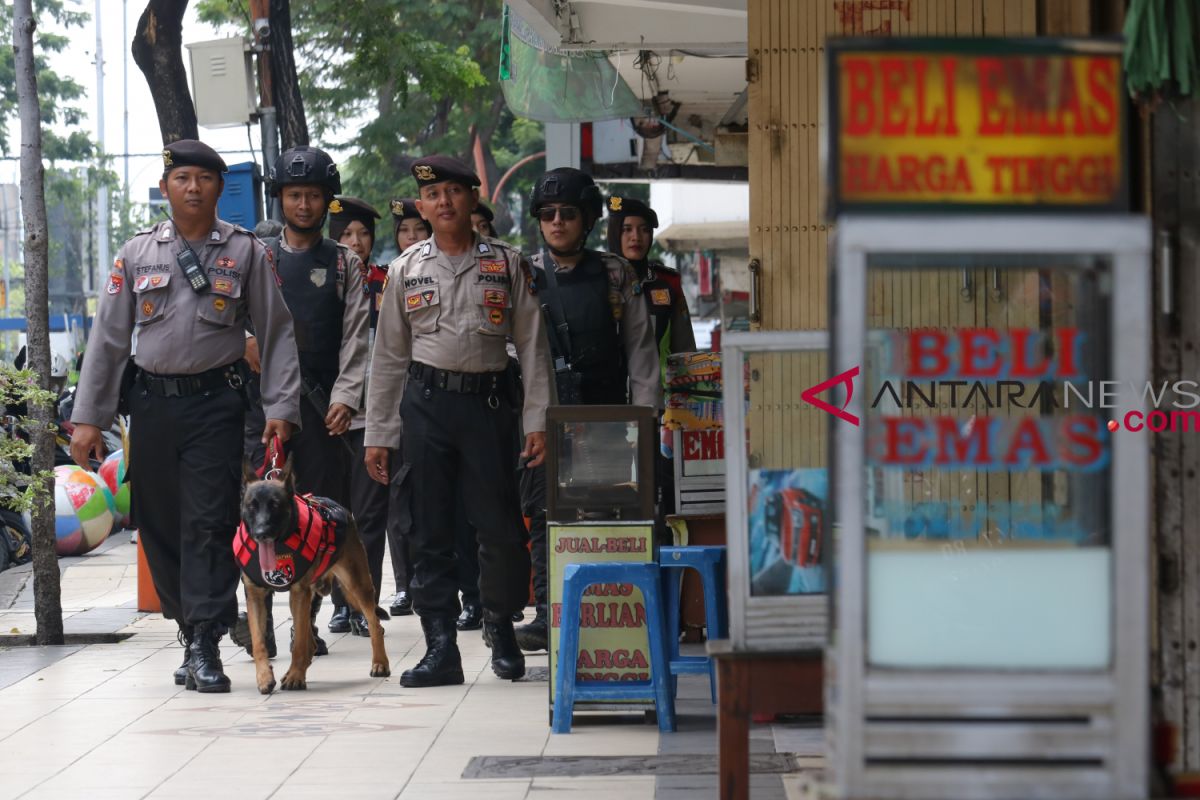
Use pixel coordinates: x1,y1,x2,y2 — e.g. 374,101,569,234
131,0,198,145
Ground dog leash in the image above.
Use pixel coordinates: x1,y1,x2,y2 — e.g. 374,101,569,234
259,435,285,481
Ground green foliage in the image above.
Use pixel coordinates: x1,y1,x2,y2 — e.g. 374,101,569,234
0,0,91,160
197,0,545,247
0,363,57,513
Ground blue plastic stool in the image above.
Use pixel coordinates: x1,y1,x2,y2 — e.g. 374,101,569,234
660,545,727,703
552,562,676,734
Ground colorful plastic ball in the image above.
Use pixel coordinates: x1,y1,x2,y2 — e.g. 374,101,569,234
53,465,116,556
97,450,131,530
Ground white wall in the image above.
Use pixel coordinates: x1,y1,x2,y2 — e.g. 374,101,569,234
650,181,749,227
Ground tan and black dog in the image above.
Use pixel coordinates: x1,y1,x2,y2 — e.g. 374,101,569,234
236,457,389,693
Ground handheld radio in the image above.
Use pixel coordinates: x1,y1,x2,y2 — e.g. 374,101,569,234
162,212,212,293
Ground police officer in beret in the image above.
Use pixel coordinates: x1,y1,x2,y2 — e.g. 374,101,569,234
471,203,497,239
606,195,696,533
70,139,301,692
515,168,660,653
365,155,551,687
383,197,430,618
326,196,392,634
392,198,431,255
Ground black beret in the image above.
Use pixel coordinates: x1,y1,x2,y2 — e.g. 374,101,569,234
411,155,480,189
328,196,381,242
606,195,658,228
162,139,227,176
390,198,422,220
473,203,495,222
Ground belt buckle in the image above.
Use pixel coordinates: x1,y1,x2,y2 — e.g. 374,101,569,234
435,370,449,390
446,372,464,393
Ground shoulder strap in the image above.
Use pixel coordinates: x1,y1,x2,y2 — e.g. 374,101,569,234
539,248,574,365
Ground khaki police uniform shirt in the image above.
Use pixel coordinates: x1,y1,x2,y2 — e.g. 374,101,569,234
72,218,302,430
529,250,661,409
277,236,370,412
365,234,551,449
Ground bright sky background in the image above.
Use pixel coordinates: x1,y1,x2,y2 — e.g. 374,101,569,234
2,1,349,201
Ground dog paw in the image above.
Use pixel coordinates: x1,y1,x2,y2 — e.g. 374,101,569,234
258,680,276,695
370,663,391,678
280,670,308,691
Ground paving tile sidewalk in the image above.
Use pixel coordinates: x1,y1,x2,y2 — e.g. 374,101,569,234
0,537,820,799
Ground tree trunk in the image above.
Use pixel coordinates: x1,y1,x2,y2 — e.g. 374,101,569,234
132,0,198,145
268,0,308,149
14,0,63,646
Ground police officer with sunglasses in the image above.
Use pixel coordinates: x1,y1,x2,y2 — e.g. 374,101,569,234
515,167,660,652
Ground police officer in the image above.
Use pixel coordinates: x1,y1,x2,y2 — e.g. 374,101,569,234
384,198,430,617
70,140,301,692
327,196,390,634
515,168,660,653
260,147,369,646
364,155,551,687
606,195,696,533
471,203,497,239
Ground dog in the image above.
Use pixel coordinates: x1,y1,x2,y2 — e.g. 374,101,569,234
236,456,389,694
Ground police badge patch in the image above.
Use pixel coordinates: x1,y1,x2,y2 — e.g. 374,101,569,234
650,288,671,306
106,274,123,295
310,269,328,288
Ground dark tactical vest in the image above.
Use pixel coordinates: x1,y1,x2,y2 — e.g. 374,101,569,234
535,251,627,405
269,237,345,384
233,494,350,591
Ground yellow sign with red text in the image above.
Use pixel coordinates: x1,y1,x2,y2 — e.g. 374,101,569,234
547,522,656,708
829,41,1124,212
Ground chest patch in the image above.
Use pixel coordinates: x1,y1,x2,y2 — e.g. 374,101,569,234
650,288,671,306
480,259,506,274
405,286,439,310
310,268,328,288
483,288,508,308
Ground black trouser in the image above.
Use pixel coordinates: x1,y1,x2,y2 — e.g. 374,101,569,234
520,464,548,608
128,383,244,627
332,428,386,607
289,389,350,504
455,486,481,607
386,461,414,594
402,378,529,618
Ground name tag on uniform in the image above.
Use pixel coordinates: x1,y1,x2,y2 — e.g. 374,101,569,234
650,288,671,306
404,286,439,311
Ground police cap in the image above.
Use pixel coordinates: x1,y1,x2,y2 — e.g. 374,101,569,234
391,198,431,238
328,196,381,242
411,155,480,189
161,139,227,177
606,195,658,228
473,203,495,223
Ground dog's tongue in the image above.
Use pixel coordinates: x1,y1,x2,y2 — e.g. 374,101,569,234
258,538,278,580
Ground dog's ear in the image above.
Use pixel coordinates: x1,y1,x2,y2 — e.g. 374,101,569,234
281,453,296,496
242,458,258,487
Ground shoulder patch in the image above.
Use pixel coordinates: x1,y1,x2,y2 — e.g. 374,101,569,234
519,258,538,295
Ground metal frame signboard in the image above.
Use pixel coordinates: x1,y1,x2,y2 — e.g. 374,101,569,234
824,38,1127,216
829,214,1150,800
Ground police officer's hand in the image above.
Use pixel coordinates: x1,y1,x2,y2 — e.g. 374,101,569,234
325,403,352,436
69,424,105,470
522,432,546,468
365,447,389,485
262,418,294,445
243,336,261,373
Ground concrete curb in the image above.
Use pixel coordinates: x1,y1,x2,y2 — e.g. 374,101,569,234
0,562,32,611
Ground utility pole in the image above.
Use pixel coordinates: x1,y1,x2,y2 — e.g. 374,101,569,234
122,0,130,201
249,0,279,221
94,0,109,294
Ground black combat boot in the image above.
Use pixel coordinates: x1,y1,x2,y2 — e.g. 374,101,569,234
186,621,231,693
230,608,276,659
483,611,526,680
173,624,193,686
328,605,351,633
514,605,548,652
400,616,465,688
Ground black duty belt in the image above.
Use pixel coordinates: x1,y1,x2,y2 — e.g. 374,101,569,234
139,363,244,398
408,361,503,395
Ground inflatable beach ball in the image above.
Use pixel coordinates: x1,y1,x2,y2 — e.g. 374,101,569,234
53,465,116,556
97,450,131,530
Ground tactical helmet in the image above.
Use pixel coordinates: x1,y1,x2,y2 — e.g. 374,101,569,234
268,146,341,198
529,168,603,222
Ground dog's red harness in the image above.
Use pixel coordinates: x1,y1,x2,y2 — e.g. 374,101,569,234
233,494,349,590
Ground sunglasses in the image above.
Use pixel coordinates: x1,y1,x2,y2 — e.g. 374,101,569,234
537,206,581,223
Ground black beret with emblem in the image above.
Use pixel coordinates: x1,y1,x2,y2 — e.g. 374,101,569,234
411,155,481,189
391,197,431,238
473,203,495,223
161,139,228,177
328,195,381,242
605,196,659,256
